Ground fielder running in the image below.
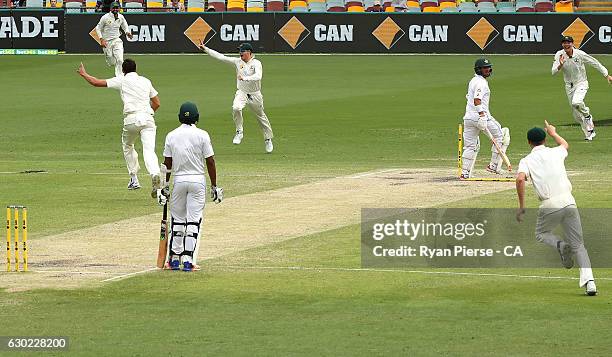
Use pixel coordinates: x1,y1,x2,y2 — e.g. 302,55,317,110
158,102,223,272
78,59,162,195
460,58,510,179
552,35,612,141
199,42,274,153
95,2,132,77
516,121,597,296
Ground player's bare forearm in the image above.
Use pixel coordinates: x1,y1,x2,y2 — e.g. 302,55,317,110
150,96,160,112
544,120,569,150
163,157,172,182
77,63,107,87
206,156,217,187
515,173,527,222
516,173,526,209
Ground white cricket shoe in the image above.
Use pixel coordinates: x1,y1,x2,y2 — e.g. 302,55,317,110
232,131,243,145
485,164,501,175
585,280,597,296
585,130,596,141
265,139,273,153
128,176,141,190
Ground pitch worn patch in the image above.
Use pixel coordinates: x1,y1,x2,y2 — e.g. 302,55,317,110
0,168,514,292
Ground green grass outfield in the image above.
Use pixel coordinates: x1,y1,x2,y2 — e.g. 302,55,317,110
1,54,611,355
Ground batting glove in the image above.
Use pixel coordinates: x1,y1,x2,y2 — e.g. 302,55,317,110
156,186,170,206
477,116,488,131
211,186,223,204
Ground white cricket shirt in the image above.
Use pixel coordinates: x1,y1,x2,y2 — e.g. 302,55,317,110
552,48,609,86
106,72,158,124
517,145,575,209
95,12,129,42
163,124,214,184
463,75,490,119
204,47,263,94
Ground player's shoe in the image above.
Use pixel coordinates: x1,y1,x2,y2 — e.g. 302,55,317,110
265,139,274,153
182,261,193,272
459,174,470,180
585,280,597,296
233,131,243,145
585,130,596,141
485,164,501,175
170,257,181,271
128,176,141,190
557,241,574,269
151,174,161,198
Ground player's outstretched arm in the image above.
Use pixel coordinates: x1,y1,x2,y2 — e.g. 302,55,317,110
544,120,569,151
77,63,107,87
581,52,609,79
199,40,236,65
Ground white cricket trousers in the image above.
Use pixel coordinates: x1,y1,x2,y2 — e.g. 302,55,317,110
565,82,593,136
103,38,124,77
461,116,503,176
232,90,273,140
121,117,160,177
170,180,206,264
535,205,594,287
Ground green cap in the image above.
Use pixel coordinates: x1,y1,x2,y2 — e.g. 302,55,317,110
238,43,253,52
474,58,492,68
527,127,546,143
111,1,121,8
178,102,200,124
561,35,574,43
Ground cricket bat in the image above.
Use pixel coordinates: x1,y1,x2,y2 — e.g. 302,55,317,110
485,128,512,172
156,203,168,269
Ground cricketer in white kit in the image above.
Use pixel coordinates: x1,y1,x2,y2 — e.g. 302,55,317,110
516,121,597,296
199,42,274,153
95,2,133,78
552,35,612,141
461,58,510,179
78,59,162,196
158,102,223,272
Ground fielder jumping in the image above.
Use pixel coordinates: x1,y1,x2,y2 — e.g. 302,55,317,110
78,59,162,195
199,42,274,153
552,36,612,141
158,102,223,272
461,58,510,179
95,2,132,77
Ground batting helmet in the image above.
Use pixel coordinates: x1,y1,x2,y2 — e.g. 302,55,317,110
178,102,200,125
561,35,574,43
474,58,493,76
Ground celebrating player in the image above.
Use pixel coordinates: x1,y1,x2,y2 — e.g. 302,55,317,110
516,121,597,296
95,2,132,77
552,36,612,141
159,102,223,272
460,58,510,179
77,59,162,195
199,42,274,153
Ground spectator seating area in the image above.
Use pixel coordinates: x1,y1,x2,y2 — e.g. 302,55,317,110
7,0,607,12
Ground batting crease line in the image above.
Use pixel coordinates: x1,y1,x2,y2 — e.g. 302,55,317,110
210,265,612,281
347,168,403,179
33,270,131,275
101,267,159,282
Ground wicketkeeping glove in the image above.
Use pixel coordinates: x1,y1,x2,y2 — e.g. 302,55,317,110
211,186,223,204
156,186,170,206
